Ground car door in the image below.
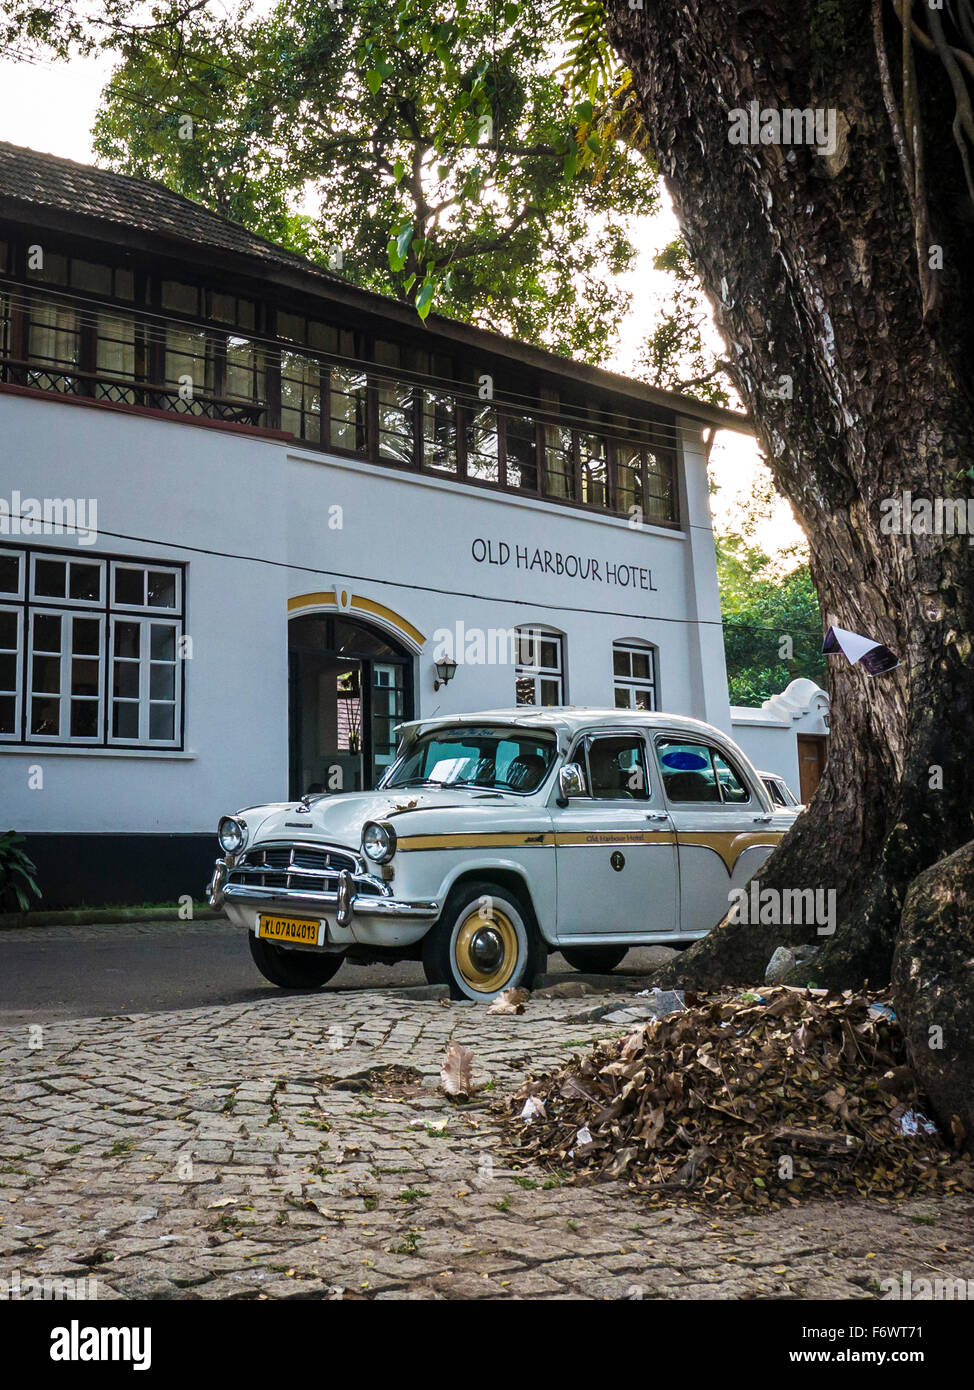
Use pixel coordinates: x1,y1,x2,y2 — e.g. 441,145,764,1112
551,728,678,939
652,734,783,937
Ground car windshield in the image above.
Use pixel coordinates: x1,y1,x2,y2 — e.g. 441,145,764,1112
383,726,558,793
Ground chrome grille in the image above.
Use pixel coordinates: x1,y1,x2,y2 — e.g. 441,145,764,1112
227,842,384,896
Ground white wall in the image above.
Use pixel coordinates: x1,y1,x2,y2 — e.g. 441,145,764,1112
730,679,830,797
2,390,730,834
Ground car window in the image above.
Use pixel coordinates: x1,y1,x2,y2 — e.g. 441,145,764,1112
656,740,752,805
386,726,556,793
713,751,750,803
655,740,721,802
585,735,649,800
763,777,786,807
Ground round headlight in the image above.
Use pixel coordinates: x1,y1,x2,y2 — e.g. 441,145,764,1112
218,816,247,854
362,820,397,863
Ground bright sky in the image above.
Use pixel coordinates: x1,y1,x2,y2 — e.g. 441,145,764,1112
0,46,805,562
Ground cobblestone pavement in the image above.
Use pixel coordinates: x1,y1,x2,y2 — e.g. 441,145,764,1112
2,989,973,1301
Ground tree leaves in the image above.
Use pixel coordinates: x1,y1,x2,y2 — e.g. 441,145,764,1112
87,0,658,359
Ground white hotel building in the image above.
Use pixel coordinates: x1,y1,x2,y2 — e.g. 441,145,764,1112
0,141,821,907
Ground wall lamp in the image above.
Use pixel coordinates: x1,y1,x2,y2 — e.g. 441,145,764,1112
433,657,458,691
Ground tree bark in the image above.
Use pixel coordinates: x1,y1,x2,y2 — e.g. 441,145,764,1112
606,0,974,990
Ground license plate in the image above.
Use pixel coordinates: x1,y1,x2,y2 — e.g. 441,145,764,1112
258,915,323,946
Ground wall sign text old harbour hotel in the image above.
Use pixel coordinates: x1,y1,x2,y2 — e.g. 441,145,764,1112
471,538,659,591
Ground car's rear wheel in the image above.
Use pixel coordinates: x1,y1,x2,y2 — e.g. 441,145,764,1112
422,880,546,1001
248,934,346,989
560,945,629,974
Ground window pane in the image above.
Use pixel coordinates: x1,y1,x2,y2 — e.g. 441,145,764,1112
28,300,80,388
656,740,720,802
150,664,175,700
34,559,66,597
0,695,14,733
30,696,59,735
377,379,415,464
543,422,575,500
588,736,648,799
148,571,177,608
465,406,499,483
161,281,199,314
0,610,17,647
515,675,535,705
225,335,264,403
149,704,175,741
612,649,630,678
164,326,213,396
713,751,750,803
616,447,643,517
28,252,67,283
69,563,101,602
112,702,139,739
113,662,139,698
114,568,144,606
281,352,321,442
504,415,538,491
114,622,140,659
71,658,99,695
150,624,175,660
32,654,60,692
645,447,677,523
33,614,61,651
578,432,607,508
70,700,98,737
422,391,457,473
71,259,113,295
0,554,20,595
329,367,367,451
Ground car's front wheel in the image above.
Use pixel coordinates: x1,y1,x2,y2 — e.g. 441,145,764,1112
560,945,629,974
248,935,346,989
422,880,546,1001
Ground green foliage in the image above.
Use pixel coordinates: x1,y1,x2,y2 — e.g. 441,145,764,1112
0,831,41,912
640,238,735,407
90,0,658,358
716,538,825,707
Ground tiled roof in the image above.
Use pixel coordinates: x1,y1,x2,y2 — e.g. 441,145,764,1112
0,140,340,282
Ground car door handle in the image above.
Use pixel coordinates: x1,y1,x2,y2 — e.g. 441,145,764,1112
646,810,669,821
753,813,773,823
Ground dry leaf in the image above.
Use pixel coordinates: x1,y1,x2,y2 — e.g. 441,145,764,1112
487,987,529,1015
440,1040,475,1099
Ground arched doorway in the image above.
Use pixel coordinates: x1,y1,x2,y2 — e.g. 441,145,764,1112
288,613,414,797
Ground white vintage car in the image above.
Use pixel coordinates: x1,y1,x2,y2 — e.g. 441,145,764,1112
207,708,798,999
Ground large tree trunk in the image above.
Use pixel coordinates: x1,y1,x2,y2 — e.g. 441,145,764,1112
606,1,974,993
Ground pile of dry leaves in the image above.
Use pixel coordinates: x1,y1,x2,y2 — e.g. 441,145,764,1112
506,987,973,1209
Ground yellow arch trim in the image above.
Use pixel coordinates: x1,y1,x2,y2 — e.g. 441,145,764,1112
287,591,425,650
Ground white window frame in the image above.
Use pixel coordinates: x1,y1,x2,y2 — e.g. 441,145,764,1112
27,606,105,743
515,626,564,706
110,562,182,614
612,640,658,711
109,614,182,748
0,545,185,749
29,553,106,608
0,603,23,741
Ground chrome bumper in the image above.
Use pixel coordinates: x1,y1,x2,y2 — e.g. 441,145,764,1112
208,857,438,924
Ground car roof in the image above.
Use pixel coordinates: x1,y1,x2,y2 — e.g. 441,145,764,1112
396,707,737,741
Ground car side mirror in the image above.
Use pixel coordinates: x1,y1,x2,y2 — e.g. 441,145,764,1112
557,762,587,806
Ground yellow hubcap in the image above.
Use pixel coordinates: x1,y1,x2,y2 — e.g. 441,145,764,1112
454,907,519,993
